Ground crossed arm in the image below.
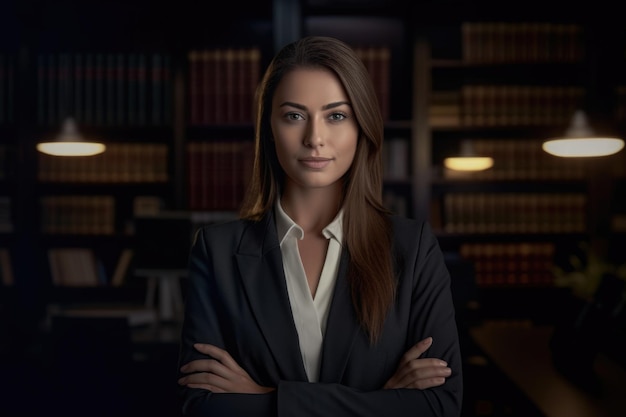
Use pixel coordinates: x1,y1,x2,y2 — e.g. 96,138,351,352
178,336,452,393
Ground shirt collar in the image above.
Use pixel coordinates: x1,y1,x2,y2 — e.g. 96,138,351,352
275,198,344,246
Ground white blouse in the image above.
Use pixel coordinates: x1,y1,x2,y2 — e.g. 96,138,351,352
275,201,343,382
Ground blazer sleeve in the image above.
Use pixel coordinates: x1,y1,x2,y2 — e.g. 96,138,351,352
178,224,279,417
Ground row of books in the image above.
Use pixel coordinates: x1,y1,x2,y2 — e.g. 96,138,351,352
186,45,392,126
186,140,254,211
461,22,584,64
38,143,168,183
442,139,591,180
459,242,556,287
37,52,173,127
353,46,391,121
438,192,587,234
47,247,134,288
188,48,261,126
430,85,584,127
0,54,14,125
48,247,105,286
40,195,115,235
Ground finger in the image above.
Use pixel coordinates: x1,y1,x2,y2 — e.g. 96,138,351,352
386,359,450,389
405,376,447,390
180,358,226,374
394,364,452,389
399,337,432,366
179,372,226,393
186,383,223,392
194,344,248,375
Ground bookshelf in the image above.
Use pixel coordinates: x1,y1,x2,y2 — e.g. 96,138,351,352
412,18,626,321
1,0,624,314
8,1,277,293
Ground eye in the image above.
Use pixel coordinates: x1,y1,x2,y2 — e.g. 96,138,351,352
329,112,347,122
285,112,304,121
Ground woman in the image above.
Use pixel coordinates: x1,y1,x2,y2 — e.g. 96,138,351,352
177,36,462,416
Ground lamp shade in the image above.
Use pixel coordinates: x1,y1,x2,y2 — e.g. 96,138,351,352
444,140,494,171
37,118,106,157
542,110,624,157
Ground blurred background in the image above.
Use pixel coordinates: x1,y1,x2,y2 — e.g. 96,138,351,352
0,0,625,416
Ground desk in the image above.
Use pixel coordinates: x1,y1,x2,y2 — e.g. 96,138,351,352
470,322,626,417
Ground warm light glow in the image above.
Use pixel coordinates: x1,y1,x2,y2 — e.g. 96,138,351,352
37,142,106,156
36,117,106,156
542,137,624,157
444,156,494,171
543,110,625,157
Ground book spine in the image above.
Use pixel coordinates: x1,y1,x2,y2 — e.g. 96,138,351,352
188,51,200,126
95,53,104,126
162,54,172,125
214,49,225,123
137,53,147,126
151,52,162,126
202,50,214,125
106,53,116,126
84,53,94,125
116,53,125,125
224,48,236,124
73,54,83,123
127,53,137,126
47,54,56,126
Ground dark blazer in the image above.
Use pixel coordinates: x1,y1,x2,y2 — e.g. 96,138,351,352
178,211,463,417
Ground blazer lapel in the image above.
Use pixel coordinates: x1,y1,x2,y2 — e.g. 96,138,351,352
318,249,361,382
235,212,308,381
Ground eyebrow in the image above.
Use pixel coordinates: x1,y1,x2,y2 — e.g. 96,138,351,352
279,101,352,111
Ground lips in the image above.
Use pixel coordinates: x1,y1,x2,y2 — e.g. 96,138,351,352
299,157,332,169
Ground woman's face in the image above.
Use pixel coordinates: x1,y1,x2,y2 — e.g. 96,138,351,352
270,67,358,193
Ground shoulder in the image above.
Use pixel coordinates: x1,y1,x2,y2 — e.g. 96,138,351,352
388,215,441,255
195,218,251,242
193,213,276,253
389,215,435,240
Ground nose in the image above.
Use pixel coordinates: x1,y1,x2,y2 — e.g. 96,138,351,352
303,117,325,148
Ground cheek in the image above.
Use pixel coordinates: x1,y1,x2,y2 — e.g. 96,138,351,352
340,136,358,163
273,138,296,169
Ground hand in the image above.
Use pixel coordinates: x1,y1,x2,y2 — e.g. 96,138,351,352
178,343,275,394
383,337,452,390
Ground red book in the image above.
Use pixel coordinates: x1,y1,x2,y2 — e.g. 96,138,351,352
224,48,236,124
202,50,215,125
214,49,227,124
188,51,201,126
186,142,201,210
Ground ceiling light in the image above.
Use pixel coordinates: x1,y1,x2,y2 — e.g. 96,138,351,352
542,110,624,157
37,118,106,157
444,140,494,171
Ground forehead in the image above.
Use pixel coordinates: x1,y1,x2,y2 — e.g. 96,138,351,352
273,67,349,105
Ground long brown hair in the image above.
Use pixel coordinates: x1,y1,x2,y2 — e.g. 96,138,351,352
240,36,395,344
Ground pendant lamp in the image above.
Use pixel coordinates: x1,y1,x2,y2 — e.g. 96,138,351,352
444,140,494,171
37,118,106,157
542,110,624,157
